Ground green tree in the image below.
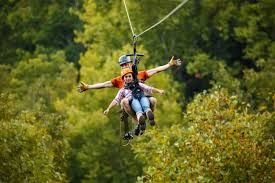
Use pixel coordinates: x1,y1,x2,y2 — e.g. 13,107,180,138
9,50,77,112
0,64,12,93
133,88,274,182
1,0,274,182
0,49,78,182
0,93,69,183
242,59,275,111
0,0,83,65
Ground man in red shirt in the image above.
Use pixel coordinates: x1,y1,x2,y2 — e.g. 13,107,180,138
78,55,181,90
78,55,181,138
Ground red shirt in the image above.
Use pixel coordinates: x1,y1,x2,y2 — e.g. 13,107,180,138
111,71,149,89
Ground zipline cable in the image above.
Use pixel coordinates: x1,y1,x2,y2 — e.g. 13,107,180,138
136,0,190,38
123,0,190,38
123,0,135,36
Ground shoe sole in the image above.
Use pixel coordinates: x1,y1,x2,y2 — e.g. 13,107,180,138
149,120,155,126
138,115,146,131
146,111,155,126
146,110,154,120
134,125,140,136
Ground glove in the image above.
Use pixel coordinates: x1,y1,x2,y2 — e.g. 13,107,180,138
168,56,182,66
77,82,89,93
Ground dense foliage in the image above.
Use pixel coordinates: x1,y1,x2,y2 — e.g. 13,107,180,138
133,88,274,182
0,0,274,182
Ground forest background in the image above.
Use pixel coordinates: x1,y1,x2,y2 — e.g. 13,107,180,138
0,0,274,182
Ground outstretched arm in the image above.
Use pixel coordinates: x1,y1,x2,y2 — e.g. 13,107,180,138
139,83,165,95
151,87,165,95
104,89,124,115
78,81,113,93
103,100,118,115
146,56,182,77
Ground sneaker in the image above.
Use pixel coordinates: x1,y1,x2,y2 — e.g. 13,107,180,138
138,115,146,131
134,124,140,136
134,123,146,136
140,126,146,135
123,132,133,140
146,110,155,126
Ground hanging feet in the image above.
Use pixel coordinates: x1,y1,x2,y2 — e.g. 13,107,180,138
133,113,146,136
123,132,133,140
133,123,146,136
146,110,155,126
134,124,141,136
138,113,146,134
133,110,157,136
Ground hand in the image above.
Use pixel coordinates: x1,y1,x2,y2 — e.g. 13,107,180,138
159,90,165,95
103,109,109,115
77,82,89,93
168,56,182,66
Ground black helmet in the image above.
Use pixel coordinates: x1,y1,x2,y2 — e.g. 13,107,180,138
118,55,131,65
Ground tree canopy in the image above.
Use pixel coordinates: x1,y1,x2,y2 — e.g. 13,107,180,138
0,0,274,182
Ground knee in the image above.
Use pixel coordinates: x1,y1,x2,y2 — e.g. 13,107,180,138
121,98,134,113
120,98,130,107
149,97,157,106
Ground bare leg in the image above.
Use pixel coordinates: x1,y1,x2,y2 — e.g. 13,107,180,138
120,109,129,132
120,105,134,140
148,97,157,112
121,98,137,122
